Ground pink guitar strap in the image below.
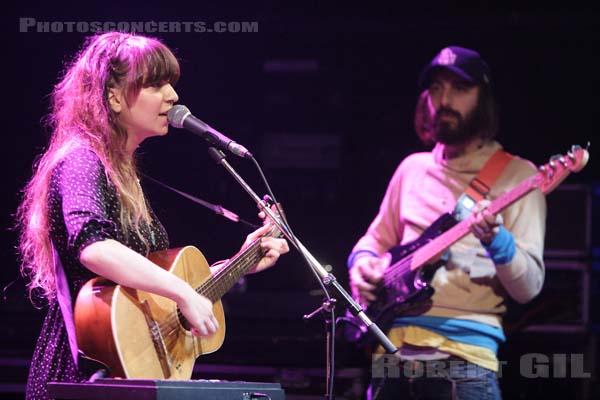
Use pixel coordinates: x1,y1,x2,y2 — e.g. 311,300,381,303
453,149,514,220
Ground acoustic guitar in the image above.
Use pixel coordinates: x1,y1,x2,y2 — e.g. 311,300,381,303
74,224,281,379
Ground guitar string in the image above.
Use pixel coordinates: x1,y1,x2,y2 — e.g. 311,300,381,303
160,257,262,350
159,228,273,338
146,242,261,344
384,219,472,286
155,226,280,342
383,256,413,286
383,175,539,286
157,252,262,347
158,248,262,341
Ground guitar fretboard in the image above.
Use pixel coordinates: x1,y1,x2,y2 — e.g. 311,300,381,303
200,242,263,302
408,172,542,270
197,226,282,302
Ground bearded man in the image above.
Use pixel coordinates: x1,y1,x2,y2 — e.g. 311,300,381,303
348,46,546,400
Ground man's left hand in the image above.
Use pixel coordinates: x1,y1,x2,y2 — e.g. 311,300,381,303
469,200,503,245
242,207,290,274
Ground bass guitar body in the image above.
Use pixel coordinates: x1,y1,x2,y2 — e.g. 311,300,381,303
344,213,457,345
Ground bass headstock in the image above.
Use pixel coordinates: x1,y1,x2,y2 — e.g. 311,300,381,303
539,145,589,194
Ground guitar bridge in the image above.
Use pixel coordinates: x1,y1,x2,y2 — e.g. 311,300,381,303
140,300,172,378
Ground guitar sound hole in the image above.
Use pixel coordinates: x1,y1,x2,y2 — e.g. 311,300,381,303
177,311,192,331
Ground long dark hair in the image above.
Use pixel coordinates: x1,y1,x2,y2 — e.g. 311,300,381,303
469,83,499,141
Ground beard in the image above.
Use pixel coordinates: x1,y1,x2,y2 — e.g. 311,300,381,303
430,107,480,146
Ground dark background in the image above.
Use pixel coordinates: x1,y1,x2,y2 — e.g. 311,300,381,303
2,2,599,398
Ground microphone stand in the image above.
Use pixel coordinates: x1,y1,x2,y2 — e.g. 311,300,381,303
207,148,398,398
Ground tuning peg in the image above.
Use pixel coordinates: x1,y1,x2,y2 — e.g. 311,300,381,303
539,164,555,179
549,154,562,169
551,155,568,167
262,194,274,207
568,143,589,161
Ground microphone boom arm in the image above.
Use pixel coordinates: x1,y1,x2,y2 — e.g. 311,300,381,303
207,147,399,355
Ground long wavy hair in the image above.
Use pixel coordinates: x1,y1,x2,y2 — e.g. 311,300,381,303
16,32,180,303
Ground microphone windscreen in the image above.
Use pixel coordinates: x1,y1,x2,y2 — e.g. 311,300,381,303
167,105,191,128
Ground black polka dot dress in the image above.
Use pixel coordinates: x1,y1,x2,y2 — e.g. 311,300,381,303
25,147,169,400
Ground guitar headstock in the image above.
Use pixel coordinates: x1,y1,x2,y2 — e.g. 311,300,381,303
260,194,287,238
539,145,589,194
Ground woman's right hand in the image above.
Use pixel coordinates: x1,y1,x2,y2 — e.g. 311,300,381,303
176,286,219,337
79,239,219,337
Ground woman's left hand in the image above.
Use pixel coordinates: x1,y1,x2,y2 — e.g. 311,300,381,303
241,221,289,274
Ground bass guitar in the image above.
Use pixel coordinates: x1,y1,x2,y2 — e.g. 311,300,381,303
345,145,589,345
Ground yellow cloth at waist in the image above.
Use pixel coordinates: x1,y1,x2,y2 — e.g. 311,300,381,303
376,325,499,372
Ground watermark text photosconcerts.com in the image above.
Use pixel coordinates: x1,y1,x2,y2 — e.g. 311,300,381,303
19,18,259,34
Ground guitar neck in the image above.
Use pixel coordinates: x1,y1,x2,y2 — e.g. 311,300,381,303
197,228,281,302
198,242,262,302
410,172,542,269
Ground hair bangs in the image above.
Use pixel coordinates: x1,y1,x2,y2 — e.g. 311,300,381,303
119,38,180,100
139,42,180,88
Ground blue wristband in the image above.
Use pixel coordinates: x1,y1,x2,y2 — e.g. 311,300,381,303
347,250,378,269
482,226,516,265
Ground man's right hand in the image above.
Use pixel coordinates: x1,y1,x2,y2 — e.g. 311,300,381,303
349,255,389,306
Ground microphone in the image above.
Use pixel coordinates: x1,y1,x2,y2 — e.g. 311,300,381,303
167,105,252,159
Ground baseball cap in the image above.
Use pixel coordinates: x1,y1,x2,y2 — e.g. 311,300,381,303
419,46,491,88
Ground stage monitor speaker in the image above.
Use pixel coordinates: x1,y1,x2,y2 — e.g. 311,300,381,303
49,379,285,400
544,184,591,258
504,259,590,335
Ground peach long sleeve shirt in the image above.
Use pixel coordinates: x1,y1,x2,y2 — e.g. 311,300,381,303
352,141,546,329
